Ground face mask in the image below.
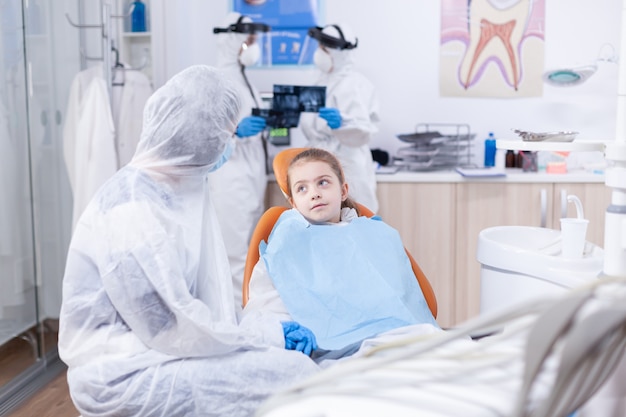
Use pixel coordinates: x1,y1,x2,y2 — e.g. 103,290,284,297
239,42,261,67
209,138,234,172
313,48,333,73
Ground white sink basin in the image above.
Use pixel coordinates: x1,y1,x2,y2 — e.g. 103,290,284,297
477,225,604,287
477,226,604,314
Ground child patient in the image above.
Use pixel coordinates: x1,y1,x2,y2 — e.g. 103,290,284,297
242,148,439,361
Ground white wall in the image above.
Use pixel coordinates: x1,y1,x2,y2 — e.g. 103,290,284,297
156,0,622,164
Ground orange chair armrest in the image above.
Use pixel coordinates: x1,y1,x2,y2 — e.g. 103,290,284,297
242,206,289,307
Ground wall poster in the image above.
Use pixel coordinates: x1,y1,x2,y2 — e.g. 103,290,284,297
440,0,545,98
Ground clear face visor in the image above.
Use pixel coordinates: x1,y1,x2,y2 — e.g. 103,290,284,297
307,26,358,50
213,16,270,35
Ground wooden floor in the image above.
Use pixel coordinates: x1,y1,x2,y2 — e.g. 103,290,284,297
7,369,79,417
1,320,79,417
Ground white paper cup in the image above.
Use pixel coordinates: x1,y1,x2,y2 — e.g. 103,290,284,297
560,218,589,259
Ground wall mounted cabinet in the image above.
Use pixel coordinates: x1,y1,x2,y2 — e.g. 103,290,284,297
454,182,610,323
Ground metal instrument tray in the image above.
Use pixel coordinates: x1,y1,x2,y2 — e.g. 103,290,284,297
396,131,443,144
513,129,578,142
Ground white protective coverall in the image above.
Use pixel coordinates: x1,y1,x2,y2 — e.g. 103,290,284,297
209,12,268,310
299,24,380,213
58,65,319,417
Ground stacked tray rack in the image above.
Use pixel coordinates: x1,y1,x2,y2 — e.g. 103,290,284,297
393,123,475,171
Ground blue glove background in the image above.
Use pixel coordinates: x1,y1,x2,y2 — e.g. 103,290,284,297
319,107,342,129
236,115,266,138
281,321,318,356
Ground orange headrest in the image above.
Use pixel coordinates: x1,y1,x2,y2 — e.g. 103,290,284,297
272,147,308,197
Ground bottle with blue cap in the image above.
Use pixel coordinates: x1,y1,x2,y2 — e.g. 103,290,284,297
130,0,146,32
484,132,496,167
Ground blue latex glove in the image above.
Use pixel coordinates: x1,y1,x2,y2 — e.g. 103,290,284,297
236,115,266,138
319,107,342,129
281,321,318,356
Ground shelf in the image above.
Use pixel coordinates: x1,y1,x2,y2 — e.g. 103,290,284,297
496,139,606,153
122,31,151,37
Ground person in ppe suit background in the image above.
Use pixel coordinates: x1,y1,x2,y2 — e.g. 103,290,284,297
299,23,381,213
58,65,319,417
211,12,270,310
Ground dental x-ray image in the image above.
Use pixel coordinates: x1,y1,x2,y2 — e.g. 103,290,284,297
252,108,301,129
272,84,326,112
253,85,326,129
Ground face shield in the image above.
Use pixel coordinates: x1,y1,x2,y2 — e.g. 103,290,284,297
213,15,270,36
307,25,358,51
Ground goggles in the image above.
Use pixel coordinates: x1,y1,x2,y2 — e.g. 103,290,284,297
213,15,270,35
307,25,358,50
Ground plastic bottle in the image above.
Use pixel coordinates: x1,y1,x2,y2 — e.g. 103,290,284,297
484,132,496,167
131,0,146,32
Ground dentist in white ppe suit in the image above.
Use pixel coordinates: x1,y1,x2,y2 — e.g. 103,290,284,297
210,12,270,310
58,65,319,417
300,23,381,213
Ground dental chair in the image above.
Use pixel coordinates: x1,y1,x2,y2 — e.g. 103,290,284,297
241,147,438,320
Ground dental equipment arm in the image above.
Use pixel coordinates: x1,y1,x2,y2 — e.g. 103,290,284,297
602,0,626,279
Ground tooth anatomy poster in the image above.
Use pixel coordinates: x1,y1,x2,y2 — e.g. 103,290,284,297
440,0,545,98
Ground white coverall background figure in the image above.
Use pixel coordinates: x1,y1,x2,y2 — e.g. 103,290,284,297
58,65,319,417
209,12,269,310
299,23,381,213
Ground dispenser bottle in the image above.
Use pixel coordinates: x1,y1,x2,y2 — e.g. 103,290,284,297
131,0,146,32
484,132,496,167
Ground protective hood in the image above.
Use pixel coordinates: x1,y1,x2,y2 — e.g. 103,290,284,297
129,65,240,176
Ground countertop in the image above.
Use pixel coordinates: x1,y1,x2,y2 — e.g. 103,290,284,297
268,169,606,184
375,168,606,184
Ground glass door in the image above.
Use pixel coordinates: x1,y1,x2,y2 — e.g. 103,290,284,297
24,0,77,358
0,0,78,410
0,0,40,387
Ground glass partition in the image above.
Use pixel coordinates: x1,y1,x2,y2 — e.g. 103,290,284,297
0,0,40,386
0,0,78,411
25,0,76,357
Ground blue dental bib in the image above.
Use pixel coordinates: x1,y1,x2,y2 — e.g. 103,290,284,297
260,209,437,350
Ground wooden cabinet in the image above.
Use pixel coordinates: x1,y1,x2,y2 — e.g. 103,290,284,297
266,181,289,208
265,179,611,328
455,183,548,324
454,181,610,325
377,183,457,328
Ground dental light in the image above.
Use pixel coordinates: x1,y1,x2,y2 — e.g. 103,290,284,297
543,43,618,87
543,65,598,86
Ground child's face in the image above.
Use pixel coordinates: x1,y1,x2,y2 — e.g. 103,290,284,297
288,160,348,224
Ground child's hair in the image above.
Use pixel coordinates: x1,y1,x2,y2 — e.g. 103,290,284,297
287,148,358,211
